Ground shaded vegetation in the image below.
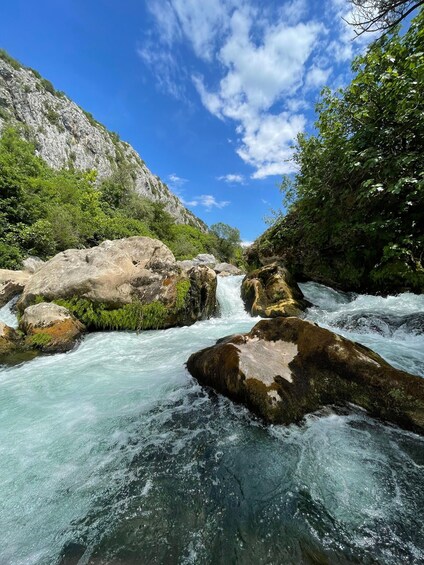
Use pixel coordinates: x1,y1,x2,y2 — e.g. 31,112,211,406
257,11,424,293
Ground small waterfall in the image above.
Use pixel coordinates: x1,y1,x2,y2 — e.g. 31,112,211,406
0,296,19,328
216,275,249,319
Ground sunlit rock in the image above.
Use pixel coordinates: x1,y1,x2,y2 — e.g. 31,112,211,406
0,269,31,307
187,317,424,434
241,264,310,317
20,302,85,353
18,237,217,330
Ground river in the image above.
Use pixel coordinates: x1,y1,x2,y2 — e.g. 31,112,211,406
0,276,423,564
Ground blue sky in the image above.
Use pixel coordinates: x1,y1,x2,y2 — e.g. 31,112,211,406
0,0,371,243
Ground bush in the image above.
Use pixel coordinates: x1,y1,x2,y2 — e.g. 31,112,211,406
0,242,22,269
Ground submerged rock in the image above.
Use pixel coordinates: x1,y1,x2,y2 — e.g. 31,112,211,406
187,317,424,434
0,321,38,365
0,269,31,307
18,237,217,330
241,264,310,317
20,302,85,353
332,311,424,337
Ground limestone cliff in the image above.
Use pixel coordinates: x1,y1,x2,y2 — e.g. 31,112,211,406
0,52,205,230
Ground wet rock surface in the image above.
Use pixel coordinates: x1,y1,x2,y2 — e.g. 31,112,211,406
241,264,310,317
187,317,424,434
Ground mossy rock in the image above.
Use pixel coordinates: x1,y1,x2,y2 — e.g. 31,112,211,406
187,317,424,435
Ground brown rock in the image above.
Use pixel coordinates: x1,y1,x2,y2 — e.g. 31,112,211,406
0,269,31,307
20,303,85,353
187,317,424,434
241,264,310,317
0,321,38,365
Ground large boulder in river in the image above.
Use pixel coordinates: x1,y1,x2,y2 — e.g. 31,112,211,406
18,237,217,330
187,317,424,435
20,303,85,353
241,264,310,317
0,269,31,307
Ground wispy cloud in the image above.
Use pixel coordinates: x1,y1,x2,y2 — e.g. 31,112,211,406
167,173,188,189
139,0,377,178
217,173,245,184
182,194,230,210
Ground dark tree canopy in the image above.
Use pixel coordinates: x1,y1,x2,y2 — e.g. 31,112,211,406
347,0,424,35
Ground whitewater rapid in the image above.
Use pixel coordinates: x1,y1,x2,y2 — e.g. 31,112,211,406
0,276,423,564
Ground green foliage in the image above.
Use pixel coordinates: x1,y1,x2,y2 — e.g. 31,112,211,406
269,11,424,293
0,124,229,270
175,280,190,310
0,242,22,269
40,78,55,95
53,297,168,331
0,128,159,266
44,105,61,126
26,333,52,348
210,222,242,263
166,224,217,260
0,49,22,70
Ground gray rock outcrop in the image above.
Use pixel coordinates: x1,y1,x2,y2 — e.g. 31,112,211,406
177,254,243,276
23,256,45,273
0,55,204,229
214,262,243,276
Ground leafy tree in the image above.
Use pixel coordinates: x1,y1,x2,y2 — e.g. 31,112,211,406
210,222,241,263
267,10,424,293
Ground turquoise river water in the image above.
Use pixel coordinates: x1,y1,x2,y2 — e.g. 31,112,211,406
0,276,423,564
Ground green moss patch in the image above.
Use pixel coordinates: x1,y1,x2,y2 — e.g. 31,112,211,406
53,297,168,331
27,333,53,348
175,280,191,310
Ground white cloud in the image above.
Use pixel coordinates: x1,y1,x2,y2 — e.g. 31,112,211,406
182,194,230,210
240,240,253,247
139,0,372,178
191,10,323,178
305,65,332,90
168,173,188,188
237,112,306,178
168,0,230,60
217,173,245,184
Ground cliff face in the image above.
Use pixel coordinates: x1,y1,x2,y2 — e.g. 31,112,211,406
0,54,205,230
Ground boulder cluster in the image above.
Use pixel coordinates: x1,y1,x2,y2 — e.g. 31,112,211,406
2,238,423,436
187,261,424,435
0,237,218,364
